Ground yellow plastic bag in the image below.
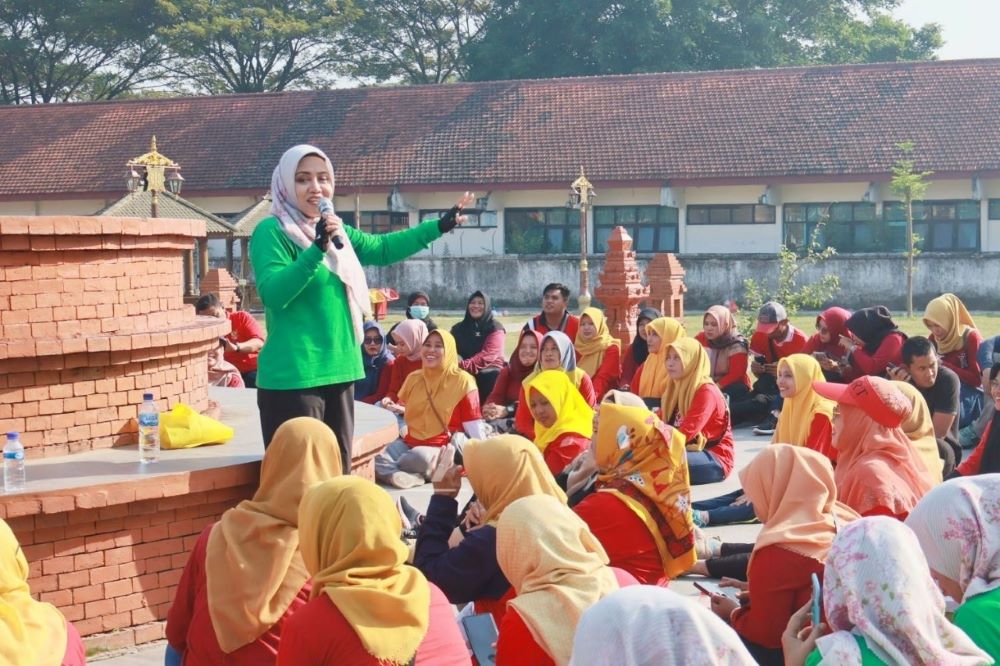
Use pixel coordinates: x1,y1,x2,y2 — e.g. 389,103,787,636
159,403,234,449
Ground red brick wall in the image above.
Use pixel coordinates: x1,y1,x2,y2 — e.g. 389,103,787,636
1,465,259,650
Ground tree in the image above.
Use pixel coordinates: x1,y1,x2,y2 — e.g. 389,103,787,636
0,0,166,104
156,0,356,94
339,0,489,84
890,141,932,317
464,0,941,81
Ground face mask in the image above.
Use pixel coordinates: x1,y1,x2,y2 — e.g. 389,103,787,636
410,305,430,320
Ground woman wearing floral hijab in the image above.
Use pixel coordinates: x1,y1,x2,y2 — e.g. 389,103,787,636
250,142,473,470
906,475,1000,660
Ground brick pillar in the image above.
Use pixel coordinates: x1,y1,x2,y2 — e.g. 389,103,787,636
199,268,240,312
646,252,688,318
593,226,650,347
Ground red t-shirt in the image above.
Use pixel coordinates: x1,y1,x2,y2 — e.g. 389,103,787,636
958,419,995,477
670,384,735,478
695,331,750,390
166,524,311,664
63,621,86,666
495,568,638,666
514,374,596,437
574,492,667,585
526,312,580,343
621,343,641,389
387,356,422,402
934,329,983,387
749,328,808,363
359,358,394,404
578,344,621,400
276,583,468,666
805,413,836,463
845,331,906,379
224,311,265,374
542,432,591,477
730,545,825,649
403,390,482,448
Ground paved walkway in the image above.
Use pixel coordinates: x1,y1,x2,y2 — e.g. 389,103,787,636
95,425,766,664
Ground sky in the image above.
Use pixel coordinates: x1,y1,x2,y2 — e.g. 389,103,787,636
894,0,1000,60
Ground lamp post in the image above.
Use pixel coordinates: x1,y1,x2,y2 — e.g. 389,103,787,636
126,135,184,218
567,166,596,311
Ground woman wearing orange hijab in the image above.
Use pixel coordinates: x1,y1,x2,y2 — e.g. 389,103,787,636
374,329,486,489
573,402,696,585
575,307,622,398
166,417,343,663
277,477,467,665
662,337,735,484
814,375,936,519
708,445,859,666
631,317,685,407
525,370,596,476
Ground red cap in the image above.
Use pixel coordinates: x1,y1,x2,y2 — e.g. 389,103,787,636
813,375,911,428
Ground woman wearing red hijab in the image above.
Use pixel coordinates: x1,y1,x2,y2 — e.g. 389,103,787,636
804,306,851,382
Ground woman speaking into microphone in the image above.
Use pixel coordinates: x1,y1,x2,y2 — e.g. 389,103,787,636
250,144,474,472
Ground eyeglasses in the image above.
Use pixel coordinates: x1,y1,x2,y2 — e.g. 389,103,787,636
363,337,383,345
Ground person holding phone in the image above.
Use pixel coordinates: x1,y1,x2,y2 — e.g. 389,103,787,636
803,306,852,382
839,305,907,381
277,477,468,665
250,143,474,471
708,445,860,666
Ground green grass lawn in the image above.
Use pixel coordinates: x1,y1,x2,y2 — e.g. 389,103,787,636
375,311,1000,359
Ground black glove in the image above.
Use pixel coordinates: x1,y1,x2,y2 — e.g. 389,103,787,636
437,205,461,233
314,218,330,251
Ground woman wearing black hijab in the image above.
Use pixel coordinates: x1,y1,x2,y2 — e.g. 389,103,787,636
621,307,660,390
842,305,908,378
451,290,506,401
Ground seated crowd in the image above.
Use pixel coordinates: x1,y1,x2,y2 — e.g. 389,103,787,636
9,287,998,665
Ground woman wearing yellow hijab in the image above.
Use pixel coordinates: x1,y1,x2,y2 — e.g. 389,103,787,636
276,477,467,665
374,329,486,489
632,317,685,403
1,518,84,666
166,417,342,662
893,380,946,483
773,353,836,462
924,292,985,428
575,307,622,398
525,369,596,476
413,434,567,623
573,402,696,585
662,337,735,484
495,495,637,666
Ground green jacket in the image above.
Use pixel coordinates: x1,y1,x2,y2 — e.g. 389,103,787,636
249,216,442,389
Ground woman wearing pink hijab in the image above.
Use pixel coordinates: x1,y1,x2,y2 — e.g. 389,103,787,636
250,143,474,470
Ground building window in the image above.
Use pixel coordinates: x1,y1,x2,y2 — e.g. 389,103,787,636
339,211,409,234
883,200,980,252
686,204,775,225
419,208,497,228
504,207,581,254
988,199,1000,220
783,202,877,253
593,205,678,253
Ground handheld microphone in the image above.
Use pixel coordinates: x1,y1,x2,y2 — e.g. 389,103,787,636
317,197,344,250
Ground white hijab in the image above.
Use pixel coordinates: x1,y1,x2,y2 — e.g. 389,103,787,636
269,144,371,344
569,586,757,666
906,474,1000,603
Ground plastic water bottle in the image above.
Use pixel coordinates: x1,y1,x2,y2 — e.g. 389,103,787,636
3,432,26,492
138,393,160,464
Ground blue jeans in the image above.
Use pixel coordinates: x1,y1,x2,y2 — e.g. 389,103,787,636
165,645,182,666
692,489,757,525
686,450,726,485
959,383,984,429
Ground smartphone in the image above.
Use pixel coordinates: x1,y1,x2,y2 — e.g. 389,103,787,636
430,444,455,483
461,612,498,665
886,362,899,372
693,580,741,602
812,351,829,361
753,353,767,365
811,572,822,627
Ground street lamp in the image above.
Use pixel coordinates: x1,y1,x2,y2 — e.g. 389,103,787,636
125,135,183,218
567,166,596,311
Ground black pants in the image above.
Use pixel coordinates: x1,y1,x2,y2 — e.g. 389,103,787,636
257,382,354,474
705,542,754,580
241,370,258,389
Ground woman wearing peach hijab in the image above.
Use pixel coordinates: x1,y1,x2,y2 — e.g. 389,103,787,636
277,477,467,665
696,304,751,398
924,292,985,427
710,445,859,666
773,354,836,462
662,337,735,484
166,417,343,663
0,518,85,666
495,495,637,666
892,380,945,484
631,317,685,406
575,307,622,398
573,402,696,585
814,376,935,519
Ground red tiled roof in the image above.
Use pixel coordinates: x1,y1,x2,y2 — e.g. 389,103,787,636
2,59,1000,198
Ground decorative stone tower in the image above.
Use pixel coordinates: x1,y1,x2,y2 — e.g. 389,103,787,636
200,268,240,312
594,226,650,346
647,252,687,318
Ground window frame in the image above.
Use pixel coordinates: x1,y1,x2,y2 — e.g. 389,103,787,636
882,199,980,253
503,207,582,255
686,203,776,226
593,204,679,253
783,202,877,253
419,208,497,229
339,210,410,234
